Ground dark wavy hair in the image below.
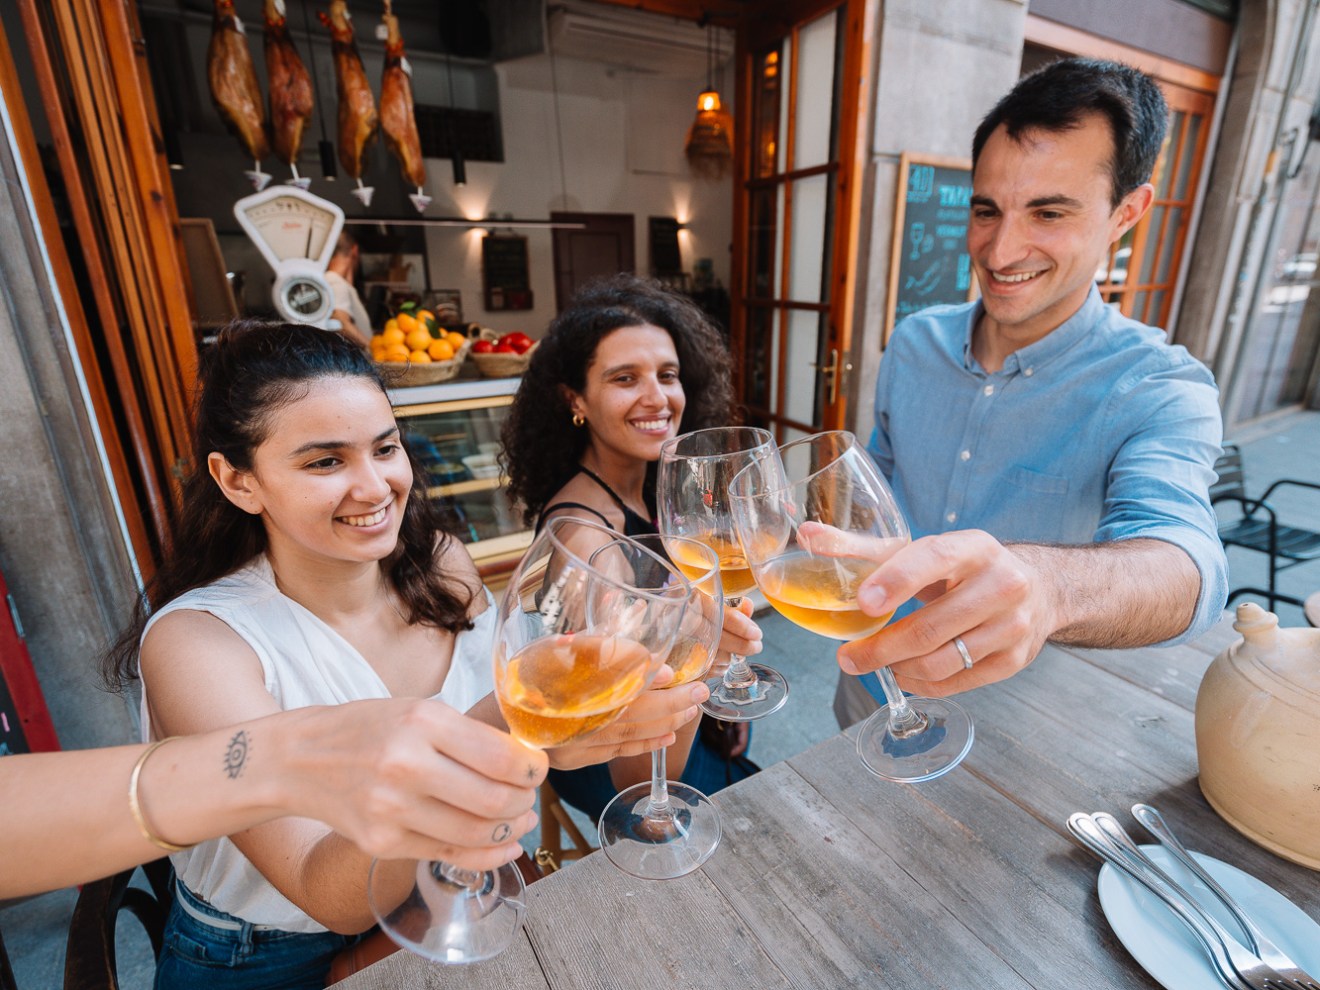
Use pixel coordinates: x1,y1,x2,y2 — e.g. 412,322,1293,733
502,273,734,524
972,57,1168,208
102,320,473,690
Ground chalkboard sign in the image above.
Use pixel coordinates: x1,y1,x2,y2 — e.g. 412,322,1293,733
885,153,976,342
481,235,533,311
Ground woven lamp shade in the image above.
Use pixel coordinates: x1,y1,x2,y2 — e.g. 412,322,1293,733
685,89,733,179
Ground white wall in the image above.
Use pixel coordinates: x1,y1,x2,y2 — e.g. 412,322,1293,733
419,54,734,337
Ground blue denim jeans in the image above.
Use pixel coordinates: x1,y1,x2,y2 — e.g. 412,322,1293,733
155,879,359,990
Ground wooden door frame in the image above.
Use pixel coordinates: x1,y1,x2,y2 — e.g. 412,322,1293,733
550,212,637,311
730,0,867,434
13,0,202,568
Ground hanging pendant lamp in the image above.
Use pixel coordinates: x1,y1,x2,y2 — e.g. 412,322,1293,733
685,22,733,179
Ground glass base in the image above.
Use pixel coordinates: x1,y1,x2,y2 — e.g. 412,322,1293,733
701,663,789,722
368,858,526,964
598,780,722,879
855,696,974,783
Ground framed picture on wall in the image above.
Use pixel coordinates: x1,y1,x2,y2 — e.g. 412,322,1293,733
482,234,534,311
424,289,464,324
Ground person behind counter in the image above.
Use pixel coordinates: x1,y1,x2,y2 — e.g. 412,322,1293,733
99,319,702,990
834,57,1228,725
502,273,764,824
325,229,372,348
1,698,547,900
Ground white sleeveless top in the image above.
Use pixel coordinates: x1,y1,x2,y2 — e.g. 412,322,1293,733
139,555,496,932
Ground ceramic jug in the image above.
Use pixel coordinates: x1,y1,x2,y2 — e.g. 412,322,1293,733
1195,602,1320,869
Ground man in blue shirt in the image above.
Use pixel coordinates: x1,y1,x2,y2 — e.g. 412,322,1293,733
834,57,1228,726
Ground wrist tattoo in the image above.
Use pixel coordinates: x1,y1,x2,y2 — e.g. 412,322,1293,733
223,730,249,780
492,823,511,842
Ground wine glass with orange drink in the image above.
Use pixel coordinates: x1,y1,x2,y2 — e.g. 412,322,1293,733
595,534,724,879
729,431,975,782
366,516,694,963
657,427,789,721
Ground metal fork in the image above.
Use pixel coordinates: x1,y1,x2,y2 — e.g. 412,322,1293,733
1132,804,1320,990
1068,812,1292,990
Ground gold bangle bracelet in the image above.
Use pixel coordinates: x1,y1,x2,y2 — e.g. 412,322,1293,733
128,737,194,853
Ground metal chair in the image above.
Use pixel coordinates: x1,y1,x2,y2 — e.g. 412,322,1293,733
62,858,172,990
1211,442,1320,610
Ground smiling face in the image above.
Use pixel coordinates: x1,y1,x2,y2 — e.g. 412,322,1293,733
566,324,685,468
968,114,1153,352
209,375,412,568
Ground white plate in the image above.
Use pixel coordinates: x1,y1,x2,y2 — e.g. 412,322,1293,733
1097,843,1320,990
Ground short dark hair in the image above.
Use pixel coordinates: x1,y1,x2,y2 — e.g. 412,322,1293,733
972,57,1168,208
502,273,734,524
334,229,358,256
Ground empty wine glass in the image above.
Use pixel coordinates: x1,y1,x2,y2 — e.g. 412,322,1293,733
596,534,724,879
366,516,693,962
729,430,975,782
658,426,788,721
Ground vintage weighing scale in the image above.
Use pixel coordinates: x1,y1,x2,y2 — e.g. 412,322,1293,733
233,185,345,327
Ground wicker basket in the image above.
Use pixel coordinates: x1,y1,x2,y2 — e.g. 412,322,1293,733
472,340,537,378
377,338,471,387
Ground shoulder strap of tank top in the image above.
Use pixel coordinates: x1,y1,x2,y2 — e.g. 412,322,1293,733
575,466,632,516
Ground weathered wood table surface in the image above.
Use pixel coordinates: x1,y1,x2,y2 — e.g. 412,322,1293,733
338,615,1320,989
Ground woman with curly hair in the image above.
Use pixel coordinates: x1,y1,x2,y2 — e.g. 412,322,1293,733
502,273,763,822
102,320,698,990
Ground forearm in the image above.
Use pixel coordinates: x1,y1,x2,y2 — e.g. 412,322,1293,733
0,721,289,899
1014,537,1201,649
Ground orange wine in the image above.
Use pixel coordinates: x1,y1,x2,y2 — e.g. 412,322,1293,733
666,634,716,686
671,534,755,597
497,635,653,749
756,551,893,641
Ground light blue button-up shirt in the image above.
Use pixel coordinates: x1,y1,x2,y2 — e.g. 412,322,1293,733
860,286,1228,703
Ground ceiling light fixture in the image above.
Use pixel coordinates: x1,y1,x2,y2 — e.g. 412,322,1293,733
685,19,733,179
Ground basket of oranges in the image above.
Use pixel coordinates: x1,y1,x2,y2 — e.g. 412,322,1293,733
369,308,471,386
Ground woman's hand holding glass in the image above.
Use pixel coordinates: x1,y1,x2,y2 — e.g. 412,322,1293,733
729,431,975,783
368,516,694,964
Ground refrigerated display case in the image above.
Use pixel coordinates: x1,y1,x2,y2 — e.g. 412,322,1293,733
389,376,530,584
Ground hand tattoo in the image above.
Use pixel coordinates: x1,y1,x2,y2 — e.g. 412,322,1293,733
492,823,511,842
224,730,249,780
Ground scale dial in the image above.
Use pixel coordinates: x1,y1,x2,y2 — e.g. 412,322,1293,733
233,186,345,272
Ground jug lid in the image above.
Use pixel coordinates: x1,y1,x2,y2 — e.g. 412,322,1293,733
1232,602,1320,698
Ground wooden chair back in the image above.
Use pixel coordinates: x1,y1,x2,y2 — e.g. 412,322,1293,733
63,858,172,990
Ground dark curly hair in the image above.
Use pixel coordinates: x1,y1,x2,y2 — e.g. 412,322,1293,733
102,320,473,691
502,274,734,525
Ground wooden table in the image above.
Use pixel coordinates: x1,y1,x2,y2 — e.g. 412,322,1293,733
339,616,1320,989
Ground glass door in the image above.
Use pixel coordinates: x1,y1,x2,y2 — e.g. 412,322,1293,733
734,0,864,443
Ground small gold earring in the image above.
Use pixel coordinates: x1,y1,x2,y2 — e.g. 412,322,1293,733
572,414,585,427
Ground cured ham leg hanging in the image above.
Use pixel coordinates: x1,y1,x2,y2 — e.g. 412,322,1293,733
208,0,271,190
263,0,315,188
321,0,378,206
379,0,430,212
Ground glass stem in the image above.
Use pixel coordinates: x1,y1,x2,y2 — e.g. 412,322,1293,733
432,860,485,891
719,596,757,690
645,746,673,819
876,668,928,736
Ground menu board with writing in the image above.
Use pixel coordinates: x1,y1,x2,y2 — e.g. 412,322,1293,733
885,154,976,342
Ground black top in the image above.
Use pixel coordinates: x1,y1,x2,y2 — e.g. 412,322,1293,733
536,466,657,537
